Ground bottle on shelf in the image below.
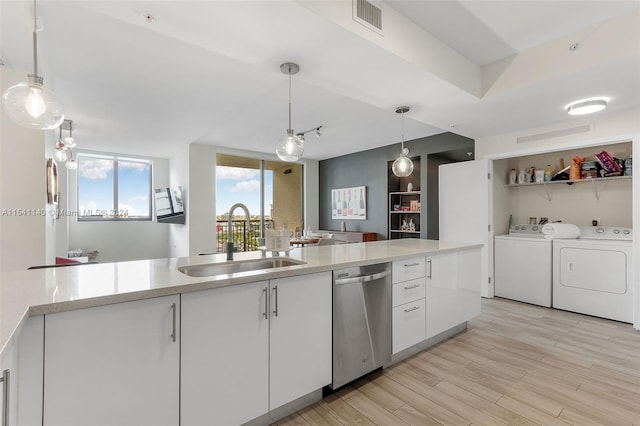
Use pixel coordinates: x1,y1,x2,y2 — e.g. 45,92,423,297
544,165,553,182
509,168,517,184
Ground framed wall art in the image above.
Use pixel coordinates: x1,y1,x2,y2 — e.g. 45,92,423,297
331,186,366,220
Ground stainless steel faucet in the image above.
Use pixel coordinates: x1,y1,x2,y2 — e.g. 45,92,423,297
227,203,251,260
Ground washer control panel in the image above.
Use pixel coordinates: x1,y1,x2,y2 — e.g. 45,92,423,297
509,224,545,236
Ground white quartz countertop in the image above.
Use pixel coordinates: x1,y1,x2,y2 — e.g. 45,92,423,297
1,239,481,352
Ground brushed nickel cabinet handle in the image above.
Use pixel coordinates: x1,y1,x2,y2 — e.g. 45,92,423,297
404,306,420,313
170,303,177,343
1,369,9,426
404,262,420,267
263,287,268,319
272,285,278,317
403,284,420,290
427,259,432,279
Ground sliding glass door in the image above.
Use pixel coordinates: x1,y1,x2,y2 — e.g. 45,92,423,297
216,154,302,253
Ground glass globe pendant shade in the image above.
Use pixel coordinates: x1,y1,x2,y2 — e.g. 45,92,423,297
276,131,304,161
65,158,77,170
2,77,65,130
54,147,67,162
392,148,414,177
63,136,76,149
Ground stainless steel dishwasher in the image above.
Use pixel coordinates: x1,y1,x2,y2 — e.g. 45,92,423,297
331,262,392,389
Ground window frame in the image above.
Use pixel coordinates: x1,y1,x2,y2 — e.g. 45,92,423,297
76,152,153,222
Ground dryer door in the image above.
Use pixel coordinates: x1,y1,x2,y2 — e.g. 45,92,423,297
558,247,627,294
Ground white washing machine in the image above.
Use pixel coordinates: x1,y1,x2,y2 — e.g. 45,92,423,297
553,226,633,323
495,224,553,307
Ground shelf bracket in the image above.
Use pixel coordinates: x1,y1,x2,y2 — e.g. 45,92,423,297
591,179,600,200
542,182,552,202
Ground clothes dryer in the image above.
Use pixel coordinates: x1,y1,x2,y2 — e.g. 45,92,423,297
552,226,633,323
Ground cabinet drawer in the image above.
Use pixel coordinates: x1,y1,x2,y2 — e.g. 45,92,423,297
392,277,426,307
392,298,426,354
392,257,426,283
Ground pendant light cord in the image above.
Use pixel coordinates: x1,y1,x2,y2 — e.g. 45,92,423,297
401,110,405,151
287,71,292,133
31,0,39,77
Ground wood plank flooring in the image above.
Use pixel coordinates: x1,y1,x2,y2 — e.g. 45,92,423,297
275,298,640,426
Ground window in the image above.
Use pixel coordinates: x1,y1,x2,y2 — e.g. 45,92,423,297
77,153,152,220
215,153,302,253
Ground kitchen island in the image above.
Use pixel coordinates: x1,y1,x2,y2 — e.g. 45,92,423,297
0,239,481,426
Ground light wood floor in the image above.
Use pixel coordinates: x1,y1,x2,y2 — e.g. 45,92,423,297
275,298,640,426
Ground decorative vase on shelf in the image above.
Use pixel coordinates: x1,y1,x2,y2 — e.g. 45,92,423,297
407,182,413,192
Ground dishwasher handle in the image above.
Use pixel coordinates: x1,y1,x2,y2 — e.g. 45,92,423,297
334,270,391,285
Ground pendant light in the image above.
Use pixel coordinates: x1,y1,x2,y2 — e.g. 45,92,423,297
276,62,304,162
392,106,413,177
52,119,78,169
2,0,65,130
54,126,68,162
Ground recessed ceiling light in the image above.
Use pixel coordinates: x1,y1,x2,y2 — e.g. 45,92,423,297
566,97,608,115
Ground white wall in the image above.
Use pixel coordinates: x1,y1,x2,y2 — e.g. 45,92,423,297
187,144,216,256
476,106,639,329
303,159,319,231
168,143,217,257
0,68,50,272
67,154,170,263
169,145,190,257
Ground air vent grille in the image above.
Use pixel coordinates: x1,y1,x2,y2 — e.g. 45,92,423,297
353,0,383,33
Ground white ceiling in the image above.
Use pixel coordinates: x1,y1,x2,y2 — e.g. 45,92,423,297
1,0,638,160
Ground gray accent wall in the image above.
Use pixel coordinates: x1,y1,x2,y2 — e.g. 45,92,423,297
319,132,474,240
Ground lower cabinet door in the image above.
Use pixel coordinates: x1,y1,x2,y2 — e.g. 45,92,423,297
269,272,332,410
392,298,426,354
181,281,269,426
0,315,44,426
43,295,180,426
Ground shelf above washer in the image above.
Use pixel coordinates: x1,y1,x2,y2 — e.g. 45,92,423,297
504,175,631,201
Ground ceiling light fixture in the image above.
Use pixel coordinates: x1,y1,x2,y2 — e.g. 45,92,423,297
566,97,608,115
2,0,64,130
392,106,413,177
276,62,304,162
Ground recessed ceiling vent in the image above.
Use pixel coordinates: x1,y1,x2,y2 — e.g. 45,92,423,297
353,0,384,35
516,122,592,144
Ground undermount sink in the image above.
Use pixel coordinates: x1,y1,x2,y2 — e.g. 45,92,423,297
178,258,307,277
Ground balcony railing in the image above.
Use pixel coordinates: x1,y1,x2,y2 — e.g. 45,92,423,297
216,219,274,253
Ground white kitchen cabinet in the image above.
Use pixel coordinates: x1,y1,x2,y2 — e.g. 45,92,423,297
180,272,332,424
269,272,332,410
43,295,180,426
392,299,426,353
392,258,426,354
0,316,44,426
181,281,269,426
392,257,426,283
426,249,481,339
